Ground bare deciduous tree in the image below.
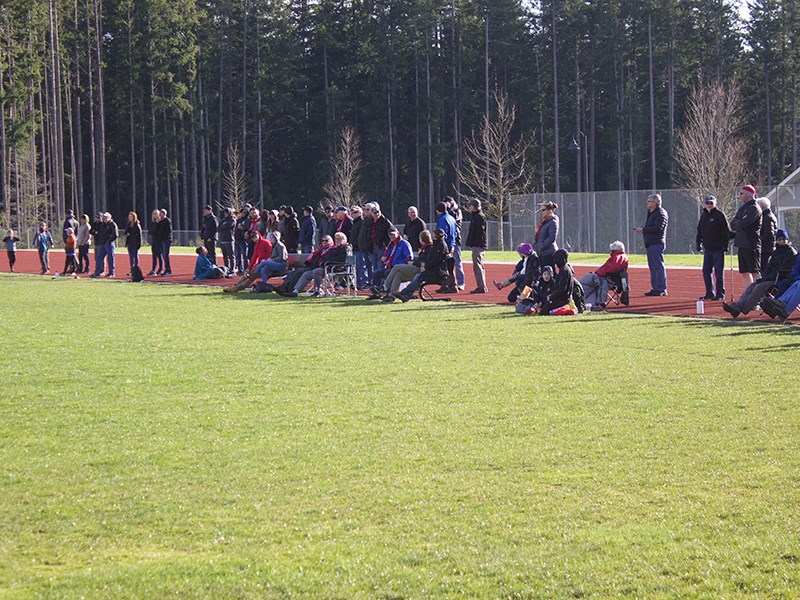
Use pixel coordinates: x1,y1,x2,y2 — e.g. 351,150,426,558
457,90,533,250
323,126,364,208
675,80,750,214
222,141,247,212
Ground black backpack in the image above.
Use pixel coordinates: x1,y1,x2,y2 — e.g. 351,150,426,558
131,265,144,282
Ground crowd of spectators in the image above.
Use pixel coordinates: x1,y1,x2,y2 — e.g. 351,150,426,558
4,187,798,321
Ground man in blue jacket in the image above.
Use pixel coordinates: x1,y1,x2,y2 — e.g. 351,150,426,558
435,201,458,293
634,193,668,296
299,206,317,253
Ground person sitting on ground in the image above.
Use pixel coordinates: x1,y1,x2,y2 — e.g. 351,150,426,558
382,230,433,302
194,246,228,280
278,232,349,298
532,266,555,310
368,226,413,299
493,243,540,303
223,231,273,292
396,229,449,302
539,249,575,315
578,240,629,307
723,229,797,319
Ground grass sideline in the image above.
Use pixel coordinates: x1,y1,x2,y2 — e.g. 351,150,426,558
1,275,798,597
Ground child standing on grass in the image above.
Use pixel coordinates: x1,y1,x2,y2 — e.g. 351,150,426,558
3,229,20,272
62,227,78,275
33,222,54,274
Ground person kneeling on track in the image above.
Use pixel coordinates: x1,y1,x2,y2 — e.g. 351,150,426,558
395,229,449,302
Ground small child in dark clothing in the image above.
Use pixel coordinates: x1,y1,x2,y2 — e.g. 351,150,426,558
533,266,555,309
62,228,78,275
3,229,20,272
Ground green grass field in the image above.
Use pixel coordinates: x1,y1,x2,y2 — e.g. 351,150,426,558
1,275,798,598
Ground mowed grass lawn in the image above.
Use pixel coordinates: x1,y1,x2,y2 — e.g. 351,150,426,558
0,275,798,598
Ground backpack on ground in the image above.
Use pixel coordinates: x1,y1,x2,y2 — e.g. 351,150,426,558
131,265,144,282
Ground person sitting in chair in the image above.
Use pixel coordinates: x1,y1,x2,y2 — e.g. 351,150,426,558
381,230,433,302
578,240,629,307
396,229,449,302
277,232,349,298
723,229,796,319
367,226,413,299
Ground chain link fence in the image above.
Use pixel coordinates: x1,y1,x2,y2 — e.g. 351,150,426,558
502,186,800,254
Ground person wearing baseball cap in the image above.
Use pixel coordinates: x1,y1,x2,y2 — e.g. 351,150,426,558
696,195,730,300
730,184,763,285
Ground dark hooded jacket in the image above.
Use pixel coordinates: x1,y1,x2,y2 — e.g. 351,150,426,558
548,249,574,307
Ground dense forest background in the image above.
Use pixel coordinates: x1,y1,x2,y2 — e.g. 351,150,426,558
1,0,798,233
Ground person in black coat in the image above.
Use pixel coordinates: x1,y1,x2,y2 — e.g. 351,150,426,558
217,208,236,273
696,195,730,300
200,205,218,263
125,211,143,271
465,198,488,293
282,205,300,254
397,229,449,301
729,185,762,285
157,208,173,276
148,209,163,275
540,249,575,314
757,197,778,274
404,206,427,255
634,193,668,296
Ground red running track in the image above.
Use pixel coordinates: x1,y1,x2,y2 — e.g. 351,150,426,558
4,249,795,323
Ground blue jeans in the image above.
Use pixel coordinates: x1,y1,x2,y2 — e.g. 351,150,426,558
371,267,391,290
161,240,172,273
301,243,314,254
778,282,800,313
646,244,667,293
234,240,248,274
371,247,385,277
453,243,464,287
105,243,116,275
128,247,139,269
702,249,725,298
255,259,285,281
354,250,371,288
93,245,107,276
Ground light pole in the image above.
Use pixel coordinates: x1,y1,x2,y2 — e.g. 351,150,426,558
568,131,591,251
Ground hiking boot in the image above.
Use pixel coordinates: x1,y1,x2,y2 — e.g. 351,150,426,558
722,302,740,319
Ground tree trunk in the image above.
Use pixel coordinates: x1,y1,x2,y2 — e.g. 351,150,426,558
552,4,560,193
647,13,657,189
93,0,107,210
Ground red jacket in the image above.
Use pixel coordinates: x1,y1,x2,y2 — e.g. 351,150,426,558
595,251,628,278
248,234,273,270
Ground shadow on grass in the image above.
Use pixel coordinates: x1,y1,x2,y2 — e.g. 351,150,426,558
653,315,800,350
